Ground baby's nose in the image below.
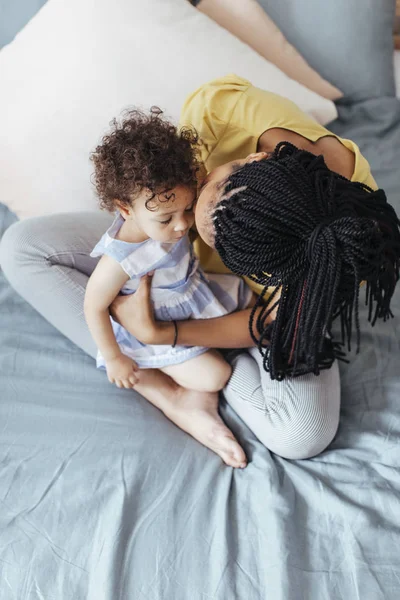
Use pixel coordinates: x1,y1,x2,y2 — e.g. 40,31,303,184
174,218,188,232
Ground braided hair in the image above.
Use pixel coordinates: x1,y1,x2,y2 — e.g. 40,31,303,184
213,142,400,380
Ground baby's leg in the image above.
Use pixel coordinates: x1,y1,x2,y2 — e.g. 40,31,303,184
161,350,232,393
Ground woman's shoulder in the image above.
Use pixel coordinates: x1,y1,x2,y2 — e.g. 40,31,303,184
180,75,250,166
181,74,290,115
180,74,308,172
180,74,288,134
181,74,251,117
337,138,378,189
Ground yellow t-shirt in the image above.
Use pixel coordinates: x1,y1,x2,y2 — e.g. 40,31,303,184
180,74,378,295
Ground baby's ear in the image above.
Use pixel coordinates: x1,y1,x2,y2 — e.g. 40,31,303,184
114,199,131,218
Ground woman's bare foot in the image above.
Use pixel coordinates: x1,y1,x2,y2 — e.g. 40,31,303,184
134,370,247,468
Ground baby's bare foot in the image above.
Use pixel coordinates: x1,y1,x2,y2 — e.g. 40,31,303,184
166,388,247,468
133,369,246,467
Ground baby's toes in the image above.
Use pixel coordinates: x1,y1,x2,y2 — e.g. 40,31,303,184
129,375,138,387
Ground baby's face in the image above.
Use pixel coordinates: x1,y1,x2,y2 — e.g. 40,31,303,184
124,185,196,244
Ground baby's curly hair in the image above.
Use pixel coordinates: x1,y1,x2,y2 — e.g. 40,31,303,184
91,107,201,212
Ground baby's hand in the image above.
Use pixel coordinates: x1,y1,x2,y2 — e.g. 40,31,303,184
105,354,139,389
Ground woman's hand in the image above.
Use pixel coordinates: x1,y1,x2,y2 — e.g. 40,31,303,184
105,354,139,389
110,274,174,345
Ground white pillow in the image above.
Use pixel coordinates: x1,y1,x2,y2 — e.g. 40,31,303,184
0,0,337,219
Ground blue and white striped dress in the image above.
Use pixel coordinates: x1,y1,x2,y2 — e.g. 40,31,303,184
90,215,252,369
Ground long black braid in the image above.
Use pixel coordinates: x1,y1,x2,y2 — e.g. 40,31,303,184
213,142,400,380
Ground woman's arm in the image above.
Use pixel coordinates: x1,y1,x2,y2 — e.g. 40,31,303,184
161,308,261,348
110,273,278,348
84,255,130,360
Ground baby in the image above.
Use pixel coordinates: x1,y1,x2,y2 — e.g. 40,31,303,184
84,108,252,394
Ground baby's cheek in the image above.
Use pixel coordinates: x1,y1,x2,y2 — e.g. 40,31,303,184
149,225,166,242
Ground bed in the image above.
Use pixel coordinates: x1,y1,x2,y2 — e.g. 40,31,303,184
1,2,400,599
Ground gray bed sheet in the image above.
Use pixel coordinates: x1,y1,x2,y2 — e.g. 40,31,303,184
1,96,400,600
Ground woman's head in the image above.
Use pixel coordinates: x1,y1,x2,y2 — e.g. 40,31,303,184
195,152,268,246
198,142,400,379
91,108,199,242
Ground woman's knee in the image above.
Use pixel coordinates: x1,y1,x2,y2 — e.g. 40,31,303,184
0,212,109,287
261,361,341,459
262,391,340,460
225,352,341,460
266,413,340,460
0,219,33,285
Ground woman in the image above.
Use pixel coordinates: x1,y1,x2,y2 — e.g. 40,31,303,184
1,75,399,467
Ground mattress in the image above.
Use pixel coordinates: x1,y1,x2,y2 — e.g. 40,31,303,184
0,96,400,599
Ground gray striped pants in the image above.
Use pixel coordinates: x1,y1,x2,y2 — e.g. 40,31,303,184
0,212,340,460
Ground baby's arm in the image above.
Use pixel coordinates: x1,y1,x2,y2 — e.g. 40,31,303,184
84,255,138,388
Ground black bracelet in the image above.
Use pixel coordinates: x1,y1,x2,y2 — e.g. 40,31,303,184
172,320,178,348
